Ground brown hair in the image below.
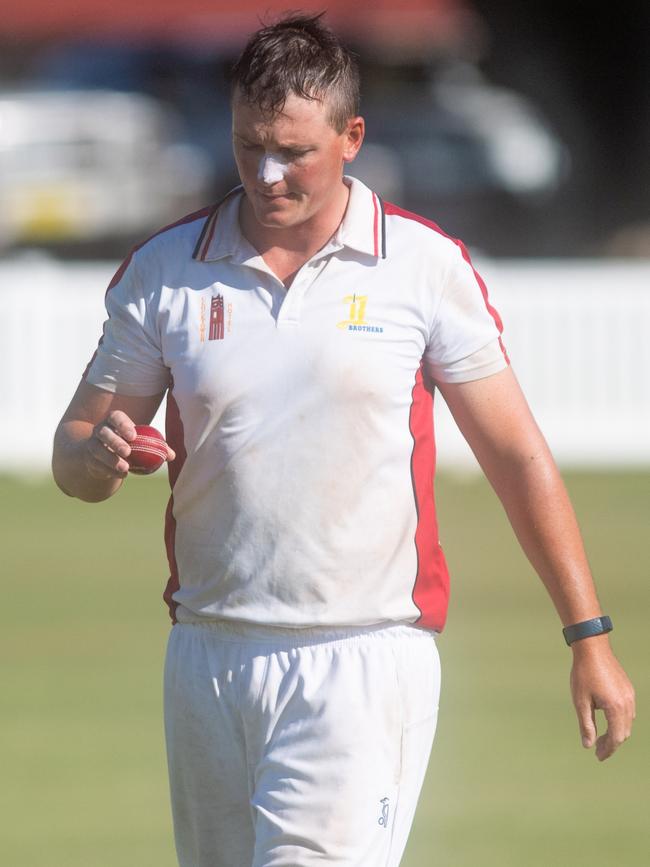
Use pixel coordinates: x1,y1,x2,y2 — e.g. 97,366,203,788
230,12,360,132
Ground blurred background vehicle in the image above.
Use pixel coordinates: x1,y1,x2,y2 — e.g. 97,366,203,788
353,59,567,254
0,88,210,256
0,0,647,258
10,42,568,256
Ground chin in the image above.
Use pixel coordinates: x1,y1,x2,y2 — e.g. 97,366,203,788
256,207,303,229
256,211,289,227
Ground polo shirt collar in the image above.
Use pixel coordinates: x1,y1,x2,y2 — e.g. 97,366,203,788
192,186,246,263
193,176,386,264
335,176,386,259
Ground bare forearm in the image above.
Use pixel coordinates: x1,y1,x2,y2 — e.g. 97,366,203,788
438,369,634,758
52,420,125,502
482,441,602,626
439,369,603,626
471,418,636,758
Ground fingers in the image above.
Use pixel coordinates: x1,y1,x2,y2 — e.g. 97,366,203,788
85,412,138,479
575,694,636,762
576,702,597,750
571,651,636,762
594,695,636,762
103,411,137,444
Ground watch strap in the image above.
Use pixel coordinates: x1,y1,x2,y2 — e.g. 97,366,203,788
563,615,613,646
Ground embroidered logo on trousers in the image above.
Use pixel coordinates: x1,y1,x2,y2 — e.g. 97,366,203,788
378,797,390,827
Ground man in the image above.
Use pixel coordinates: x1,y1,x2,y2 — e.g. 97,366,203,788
52,13,635,867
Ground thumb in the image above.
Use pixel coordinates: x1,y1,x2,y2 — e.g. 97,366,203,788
576,702,597,748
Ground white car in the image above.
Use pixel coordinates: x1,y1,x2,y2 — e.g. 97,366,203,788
0,89,210,249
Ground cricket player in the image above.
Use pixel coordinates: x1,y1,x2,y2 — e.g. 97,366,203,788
52,13,635,867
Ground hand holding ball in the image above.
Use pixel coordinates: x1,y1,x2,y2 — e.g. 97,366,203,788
127,425,169,475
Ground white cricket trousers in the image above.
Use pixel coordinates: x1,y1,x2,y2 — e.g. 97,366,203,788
164,619,441,867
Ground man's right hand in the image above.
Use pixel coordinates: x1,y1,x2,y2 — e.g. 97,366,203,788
53,381,169,501
85,412,176,480
85,411,138,480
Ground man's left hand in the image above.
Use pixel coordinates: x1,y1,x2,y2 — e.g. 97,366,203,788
570,635,635,761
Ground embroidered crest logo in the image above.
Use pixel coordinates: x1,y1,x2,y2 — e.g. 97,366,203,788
200,293,232,342
337,293,383,334
209,294,225,340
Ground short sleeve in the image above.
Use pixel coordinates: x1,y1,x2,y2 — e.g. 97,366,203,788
84,252,171,396
424,243,508,383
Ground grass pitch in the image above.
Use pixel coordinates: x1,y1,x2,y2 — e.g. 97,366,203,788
0,471,647,867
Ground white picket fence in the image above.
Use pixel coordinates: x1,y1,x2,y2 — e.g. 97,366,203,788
1,255,649,470
438,259,650,467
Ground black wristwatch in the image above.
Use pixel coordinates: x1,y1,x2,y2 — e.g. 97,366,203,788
563,616,613,646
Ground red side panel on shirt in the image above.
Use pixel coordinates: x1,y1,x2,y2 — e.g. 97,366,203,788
163,384,187,623
408,365,450,631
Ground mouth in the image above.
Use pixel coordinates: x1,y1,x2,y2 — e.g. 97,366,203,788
258,190,295,201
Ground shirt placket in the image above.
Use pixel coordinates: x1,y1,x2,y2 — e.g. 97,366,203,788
275,245,341,328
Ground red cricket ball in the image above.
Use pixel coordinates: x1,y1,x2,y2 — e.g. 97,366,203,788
127,425,168,475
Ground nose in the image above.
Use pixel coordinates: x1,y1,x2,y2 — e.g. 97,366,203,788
258,154,289,186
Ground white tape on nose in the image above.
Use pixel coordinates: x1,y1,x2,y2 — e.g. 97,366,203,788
258,154,289,185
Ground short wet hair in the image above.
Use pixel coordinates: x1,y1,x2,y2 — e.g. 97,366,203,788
230,12,360,132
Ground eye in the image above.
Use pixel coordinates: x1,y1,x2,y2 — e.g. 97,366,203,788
281,148,310,161
233,137,262,153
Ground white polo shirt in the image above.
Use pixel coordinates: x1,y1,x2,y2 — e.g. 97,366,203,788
85,177,508,631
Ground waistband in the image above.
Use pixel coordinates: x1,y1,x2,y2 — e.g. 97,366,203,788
174,607,435,647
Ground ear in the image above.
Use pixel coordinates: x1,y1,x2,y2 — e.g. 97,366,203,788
342,116,365,163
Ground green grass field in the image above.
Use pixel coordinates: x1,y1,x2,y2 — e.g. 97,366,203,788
1,471,647,867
